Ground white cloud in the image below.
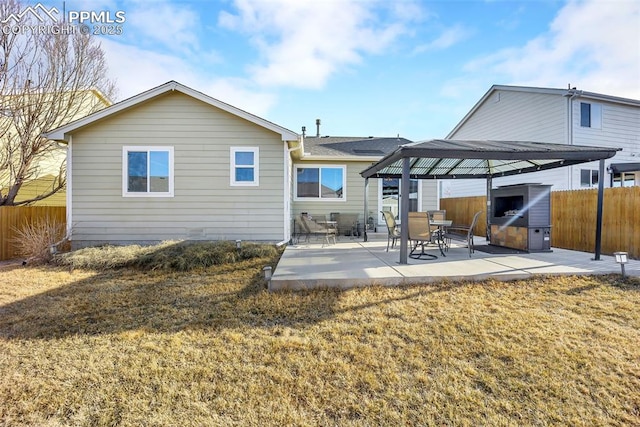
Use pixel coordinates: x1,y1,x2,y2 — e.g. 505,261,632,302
124,1,201,54
219,0,423,89
100,38,276,116
199,78,277,118
101,38,197,99
462,0,640,99
413,24,473,54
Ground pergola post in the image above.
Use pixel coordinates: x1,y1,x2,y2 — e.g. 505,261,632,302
486,175,492,242
363,177,369,242
593,159,605,260
399,157,410,264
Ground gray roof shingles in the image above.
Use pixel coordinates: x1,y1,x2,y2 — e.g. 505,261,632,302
303,136,412,157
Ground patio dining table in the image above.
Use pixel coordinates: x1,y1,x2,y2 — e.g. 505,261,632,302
430,219,452,257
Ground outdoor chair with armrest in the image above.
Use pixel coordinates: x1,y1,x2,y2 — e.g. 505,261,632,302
299,214,337,247
443,210,483,258
381,210,401,251
428,210,447,237
408,212,439,260
336,213,360,238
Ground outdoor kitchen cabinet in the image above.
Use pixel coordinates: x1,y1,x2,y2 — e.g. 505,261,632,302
489,184,552,252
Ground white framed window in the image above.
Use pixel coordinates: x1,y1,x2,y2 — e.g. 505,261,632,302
294,165,346,201
230,147,259,186
122,146,174,197
580,102,602,129
580,168,599,188
612,172,636,187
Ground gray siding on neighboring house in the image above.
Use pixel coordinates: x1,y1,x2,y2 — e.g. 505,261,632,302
421,180,438,212
450,90,566,143
443,89,568,197
568,97,640,188
70,91,286,247
442,88,640,198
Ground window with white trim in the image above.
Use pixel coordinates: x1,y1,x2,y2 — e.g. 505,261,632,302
295,165,345,200
580,102,602,129
230,147,259,186
123,146,174,197
612,172,636,187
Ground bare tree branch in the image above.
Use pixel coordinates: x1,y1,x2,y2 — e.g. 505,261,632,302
0,0,116,205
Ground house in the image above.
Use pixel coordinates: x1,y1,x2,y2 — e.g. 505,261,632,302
44,81,436,248
0,89,111,206
3,175,66,206
440,85,640,198
291,135,437,231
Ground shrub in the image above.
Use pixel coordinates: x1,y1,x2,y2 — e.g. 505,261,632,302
55,240,280,271
12,217,66,264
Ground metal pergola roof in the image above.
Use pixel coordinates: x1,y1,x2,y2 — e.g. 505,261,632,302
359,139,621,264
360,139,620,180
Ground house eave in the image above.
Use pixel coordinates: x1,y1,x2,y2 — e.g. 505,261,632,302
299,155,384,162
44,81,300,142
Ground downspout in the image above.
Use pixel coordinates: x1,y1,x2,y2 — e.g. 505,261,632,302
65,135,72,242
281,138,303,246
566,89,582,188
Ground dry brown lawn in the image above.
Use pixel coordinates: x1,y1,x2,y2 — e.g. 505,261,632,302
1,257,639,426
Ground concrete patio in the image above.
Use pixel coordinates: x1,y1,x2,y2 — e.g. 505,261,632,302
270,233,640,291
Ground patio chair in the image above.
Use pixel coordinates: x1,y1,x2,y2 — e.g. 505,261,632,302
428,210,447,237
443,210,482,258
336,213,360,238
380,210,401,251
408,212,439,260
299,214,337,246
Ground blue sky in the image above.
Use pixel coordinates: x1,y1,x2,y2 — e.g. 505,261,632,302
67,0,639,140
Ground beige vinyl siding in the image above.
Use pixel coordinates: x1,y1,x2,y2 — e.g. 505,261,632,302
70,91,285,247
291,161,439,231
291,160,380,226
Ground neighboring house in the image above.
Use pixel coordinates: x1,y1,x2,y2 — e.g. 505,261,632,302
440,85,640,198
0,89,111,206
45,81,435,247
2,174,66,206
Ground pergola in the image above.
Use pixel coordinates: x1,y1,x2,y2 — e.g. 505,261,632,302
360,139,621,264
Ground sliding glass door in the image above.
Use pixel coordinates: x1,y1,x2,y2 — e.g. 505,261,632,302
379,178,419,224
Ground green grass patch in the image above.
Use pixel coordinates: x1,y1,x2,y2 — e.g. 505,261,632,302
54,240,280,271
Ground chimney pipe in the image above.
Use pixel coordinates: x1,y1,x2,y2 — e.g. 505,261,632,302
301,126,306,137
316,119,321,137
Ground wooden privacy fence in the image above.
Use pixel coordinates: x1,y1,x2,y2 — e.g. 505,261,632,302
441,187,640,259
0,206,66,261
